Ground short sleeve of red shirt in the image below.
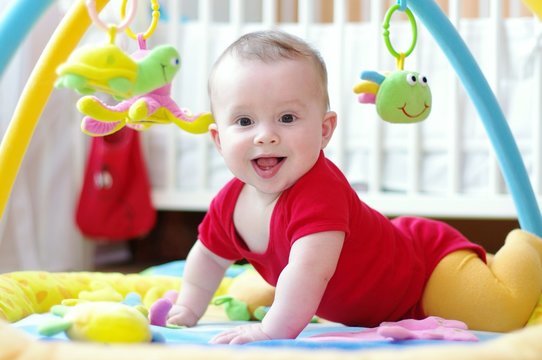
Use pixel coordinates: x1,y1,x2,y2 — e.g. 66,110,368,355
277,153,353,245
198,179,244,261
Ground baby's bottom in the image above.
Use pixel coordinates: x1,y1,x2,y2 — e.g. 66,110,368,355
421,229,542,332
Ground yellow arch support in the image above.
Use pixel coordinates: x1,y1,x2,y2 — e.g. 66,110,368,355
521,0,542,20
0,0,111,220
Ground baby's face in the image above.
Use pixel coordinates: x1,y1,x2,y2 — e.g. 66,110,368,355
209,55,335,197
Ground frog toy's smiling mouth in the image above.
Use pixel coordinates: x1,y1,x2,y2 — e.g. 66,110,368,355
399,103,430,119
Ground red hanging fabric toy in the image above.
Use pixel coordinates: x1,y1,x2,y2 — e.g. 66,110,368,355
75,127,156,241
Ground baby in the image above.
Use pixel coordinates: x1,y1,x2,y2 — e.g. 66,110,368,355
167,30,542,344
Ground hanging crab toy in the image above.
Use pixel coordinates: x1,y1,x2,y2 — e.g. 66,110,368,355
353,2,432,124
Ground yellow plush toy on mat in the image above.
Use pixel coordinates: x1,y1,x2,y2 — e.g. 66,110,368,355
38,301,155,343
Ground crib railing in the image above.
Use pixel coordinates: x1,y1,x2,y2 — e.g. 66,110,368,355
146,0,541,219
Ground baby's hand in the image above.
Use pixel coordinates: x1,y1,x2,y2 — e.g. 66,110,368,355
167,304,199,327
210,323,272,345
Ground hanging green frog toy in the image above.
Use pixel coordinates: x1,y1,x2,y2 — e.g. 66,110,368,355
354,1,431,123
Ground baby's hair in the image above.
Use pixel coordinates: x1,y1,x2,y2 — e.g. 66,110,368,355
209,30,330,109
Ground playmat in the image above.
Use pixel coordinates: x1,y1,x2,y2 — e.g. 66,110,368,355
1,261,542,359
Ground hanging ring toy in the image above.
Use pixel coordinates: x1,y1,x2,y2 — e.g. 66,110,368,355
382,4,418,70
86,0,138,34
55,0,172,99
121,0,160,40
353,1,431,124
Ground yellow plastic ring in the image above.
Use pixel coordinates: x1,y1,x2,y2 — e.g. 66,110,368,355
121,0,160,40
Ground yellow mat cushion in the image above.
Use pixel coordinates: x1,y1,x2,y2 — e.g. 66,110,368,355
0,271,184,322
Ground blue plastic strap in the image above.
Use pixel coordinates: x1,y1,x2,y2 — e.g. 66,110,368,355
397,0,408,11
408,0,542,236
0,0,54,78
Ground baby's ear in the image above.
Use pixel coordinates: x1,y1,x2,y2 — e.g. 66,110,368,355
209,123,222,153
321,111,337,149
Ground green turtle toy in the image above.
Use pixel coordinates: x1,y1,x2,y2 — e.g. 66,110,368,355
55,43,180,100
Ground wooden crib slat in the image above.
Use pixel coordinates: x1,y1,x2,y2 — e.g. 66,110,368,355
488,0,506,195
331,0,347,169
298,0,313,37
230,0,244,35
533,20,542,197
197,0,212,190
367,0,384,193
161,0,181,193
447,0,462,195
407,125,422,194
263,0,278,27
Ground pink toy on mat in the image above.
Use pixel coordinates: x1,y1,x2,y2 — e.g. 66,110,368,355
307,316,478,342
149,290,178,327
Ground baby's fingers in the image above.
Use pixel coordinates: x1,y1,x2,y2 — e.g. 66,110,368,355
209,329,239,344
209,325,271,345
167,304,198,327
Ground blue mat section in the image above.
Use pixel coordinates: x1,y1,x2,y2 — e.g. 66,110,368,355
13,313,498,350
141,260,250,278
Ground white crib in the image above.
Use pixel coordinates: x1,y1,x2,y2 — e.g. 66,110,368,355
137,0,541,221
0,0,540,271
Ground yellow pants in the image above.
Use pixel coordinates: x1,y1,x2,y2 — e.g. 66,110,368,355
421,229,542,332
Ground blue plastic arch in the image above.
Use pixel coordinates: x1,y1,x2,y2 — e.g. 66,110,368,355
0,0,54,77
407,0,542,236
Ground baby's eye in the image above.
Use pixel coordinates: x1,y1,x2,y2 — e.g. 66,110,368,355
280,114,295,123
237,117,253,126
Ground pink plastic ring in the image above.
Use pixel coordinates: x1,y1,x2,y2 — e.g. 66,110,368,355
86,0,137,33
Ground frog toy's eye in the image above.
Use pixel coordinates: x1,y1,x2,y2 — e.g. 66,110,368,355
419,74,429,87
406,73,417,86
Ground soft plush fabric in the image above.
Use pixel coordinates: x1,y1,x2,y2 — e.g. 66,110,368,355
2,318,542,360
2,262,542,359
0,271,182,322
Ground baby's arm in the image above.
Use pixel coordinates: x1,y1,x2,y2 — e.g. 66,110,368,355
168,240,233,326
211,231,345,344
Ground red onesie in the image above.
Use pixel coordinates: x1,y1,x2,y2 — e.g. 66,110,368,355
198,152,486,327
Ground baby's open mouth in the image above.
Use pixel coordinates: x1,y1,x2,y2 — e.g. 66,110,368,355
253,157,285,169
252,157,286,178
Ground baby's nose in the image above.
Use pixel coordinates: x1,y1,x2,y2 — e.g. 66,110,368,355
254,125,279,145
